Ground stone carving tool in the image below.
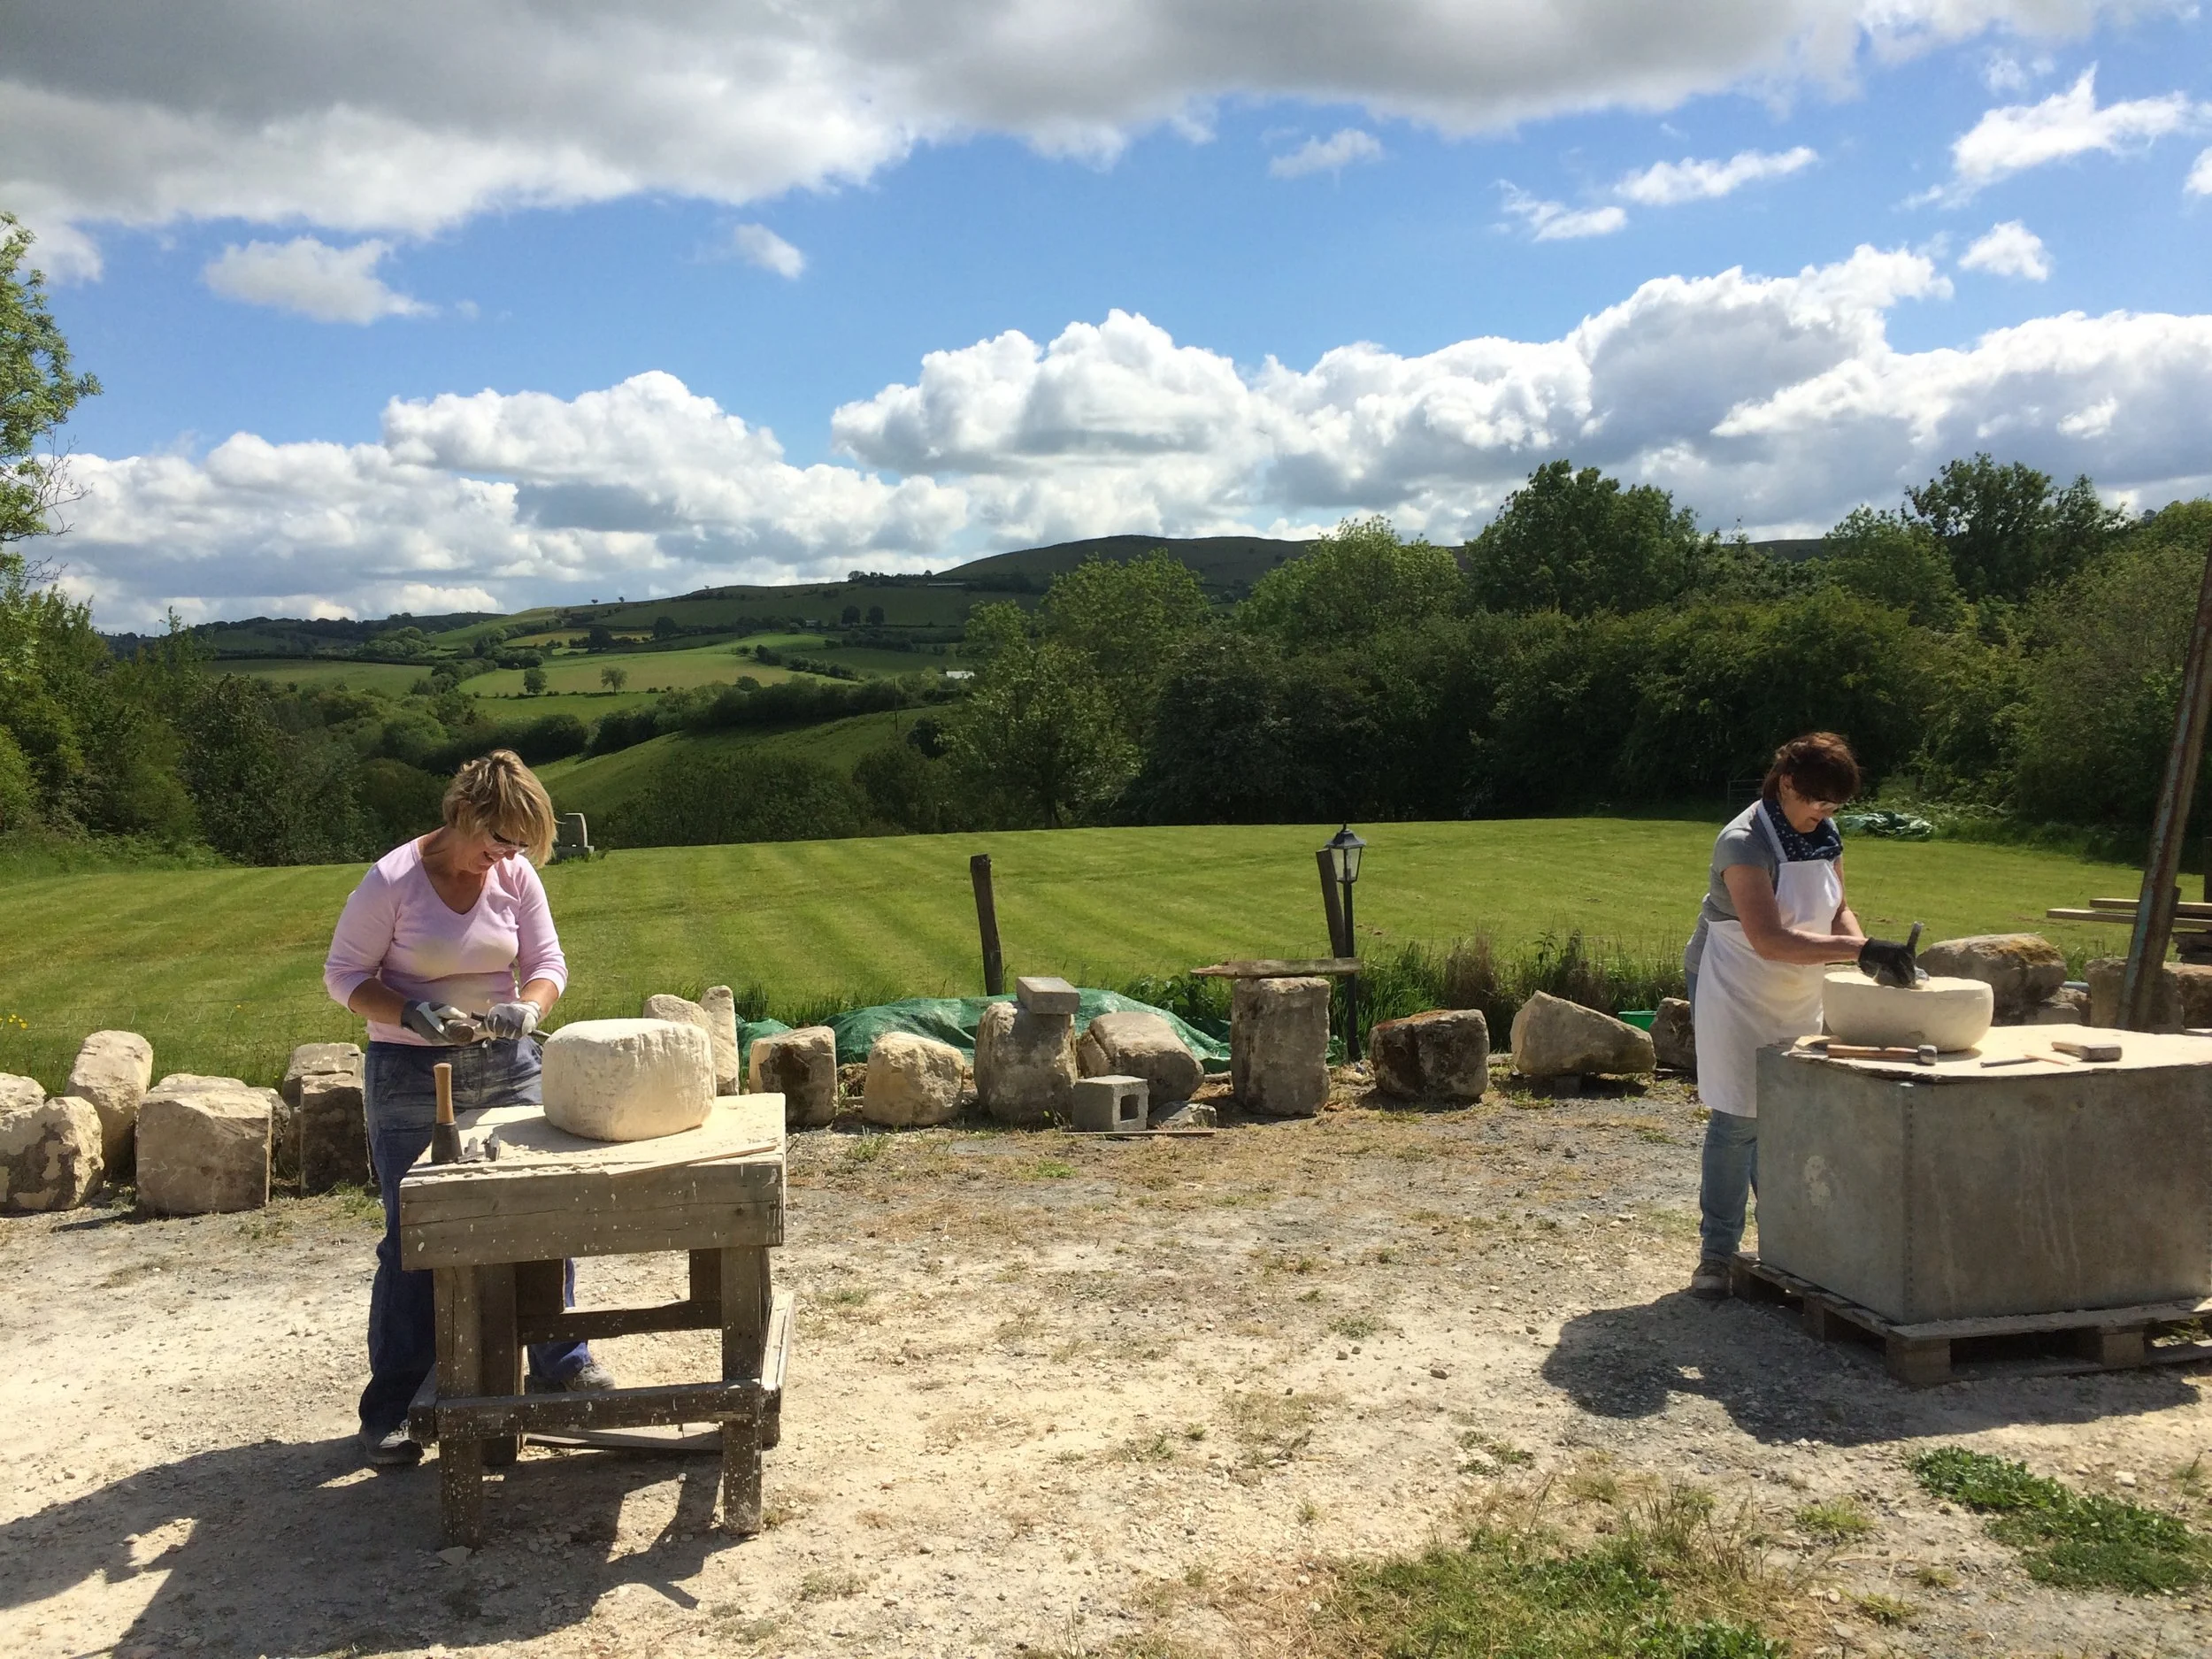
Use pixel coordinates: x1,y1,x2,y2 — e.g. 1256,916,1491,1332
432,1061,463,1164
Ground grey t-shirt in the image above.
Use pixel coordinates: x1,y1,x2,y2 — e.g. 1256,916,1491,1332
1682,800,1842,977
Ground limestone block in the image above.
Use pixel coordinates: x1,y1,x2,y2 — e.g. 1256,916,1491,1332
1016,975,1080,1017
643,992,713,1037
0,1094,104,1212
0,1073,44,1113
137,1080,272,1215
1076,1010,1203,1108
543,1018,715,1142
1918,933,2068,1024
277,1042,361,1184
1824,972,1993,1051
297,1071,370,1192
975,1002,1078,1126
2087,958,2212,1032
2023,986,2089,1025
1369,1008,1489,1102
66,1031,154,1171
1508,992,1655,1079
1230,977,1330,1118
700,985,742,1096
862,1033,964,1127
749,1025,840,1129
1651,998,1696,1074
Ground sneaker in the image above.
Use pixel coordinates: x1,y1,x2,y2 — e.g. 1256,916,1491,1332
527,1358,620,1394
1688,1258,1732,1302
360,1424,423,1468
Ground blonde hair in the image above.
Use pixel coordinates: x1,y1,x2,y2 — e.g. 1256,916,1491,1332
442,749,557,864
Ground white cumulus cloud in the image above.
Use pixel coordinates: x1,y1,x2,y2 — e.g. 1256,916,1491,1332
730,223,805,278
58,247,2212,627
1947,66,2204,195
202,236,429,323
1270,128,1384,179
2189,146,2212,195
1,2,2139,265
1499,186,1628,241
1959,219,2052,279
1616,145,1818,204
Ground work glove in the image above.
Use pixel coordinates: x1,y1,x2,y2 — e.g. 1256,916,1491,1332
482,1000,541,1040
1857,937,1920,989
401,999,472,1044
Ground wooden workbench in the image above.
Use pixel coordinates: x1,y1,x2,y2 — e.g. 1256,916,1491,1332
399,1093,791,1548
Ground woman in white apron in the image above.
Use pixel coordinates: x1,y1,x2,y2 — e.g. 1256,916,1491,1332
1682,733,1916,1300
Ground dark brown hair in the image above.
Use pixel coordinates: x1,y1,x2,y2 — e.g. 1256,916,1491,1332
1761,731,1861,810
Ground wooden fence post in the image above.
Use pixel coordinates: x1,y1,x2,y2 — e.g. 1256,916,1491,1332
971,853,1005,996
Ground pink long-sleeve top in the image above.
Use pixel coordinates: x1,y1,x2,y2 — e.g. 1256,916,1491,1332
323,838,569,1046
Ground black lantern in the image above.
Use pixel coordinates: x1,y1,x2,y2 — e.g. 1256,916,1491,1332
1323,825,1366,1061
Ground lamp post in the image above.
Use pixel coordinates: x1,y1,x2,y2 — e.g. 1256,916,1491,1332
1324,825,1366,1063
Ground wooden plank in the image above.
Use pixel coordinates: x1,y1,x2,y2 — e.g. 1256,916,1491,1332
516,1297,719,1345
1886,1335,1953,1387
527,1427,724,1454
401,1156,783,1225
2091,896,2212,918
1191,957,1361,979
1102,1127,1219,1140
722,1248,770,1382
407,1369,440,1444
2046,907,2212,932
401,1195,784,1269
514,1258,565,1323
477,1263,521,1467
433,1380,762,1438
761,1288,793,1451
434,1267,485,1548
1736,1255,2212,1340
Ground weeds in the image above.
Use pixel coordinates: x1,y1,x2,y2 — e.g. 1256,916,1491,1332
1854,1593,1917,1626
1909,1446,2209,1594
1346,930,1688,1039
1331,1481,1785,1659
1328,1312,1381,1340
1793,1499,1873,1543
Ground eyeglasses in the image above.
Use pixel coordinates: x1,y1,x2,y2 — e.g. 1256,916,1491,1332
488,833,526,855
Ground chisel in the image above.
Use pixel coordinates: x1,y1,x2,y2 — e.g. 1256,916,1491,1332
1824,1043,1938,1065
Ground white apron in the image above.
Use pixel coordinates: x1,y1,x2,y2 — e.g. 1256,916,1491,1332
1693,806,1842,1118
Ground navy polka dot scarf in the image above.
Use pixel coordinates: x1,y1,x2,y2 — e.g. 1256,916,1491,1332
1763,797,1842,863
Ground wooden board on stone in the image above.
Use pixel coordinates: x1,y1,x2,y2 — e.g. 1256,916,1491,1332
1191,957,1362,979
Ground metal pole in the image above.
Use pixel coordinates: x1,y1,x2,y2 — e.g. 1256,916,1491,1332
1316,849,1348,956
1341,879,1362,1064
970,853,1005,996
2120,534,2212,1031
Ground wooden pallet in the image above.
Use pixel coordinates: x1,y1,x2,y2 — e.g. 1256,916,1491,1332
1729,1255,2212,1386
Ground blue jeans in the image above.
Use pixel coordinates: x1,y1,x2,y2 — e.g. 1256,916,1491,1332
360,1039,593,1434
1699,1109,1758,1263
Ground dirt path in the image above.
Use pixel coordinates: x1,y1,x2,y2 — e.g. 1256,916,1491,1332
4,1071,2208,1658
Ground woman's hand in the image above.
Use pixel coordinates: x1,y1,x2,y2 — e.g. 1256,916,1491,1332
482,1001,541,1040
401,1000,472,1044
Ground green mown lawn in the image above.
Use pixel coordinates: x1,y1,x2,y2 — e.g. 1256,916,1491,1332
0,820,2138,1091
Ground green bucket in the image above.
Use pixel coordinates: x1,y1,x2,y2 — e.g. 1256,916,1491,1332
1617,1009,1657,1031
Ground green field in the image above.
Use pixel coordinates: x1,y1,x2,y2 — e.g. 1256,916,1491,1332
0,821,2139,1092
465,641,818,698
536,710,918,821
219,658,432,695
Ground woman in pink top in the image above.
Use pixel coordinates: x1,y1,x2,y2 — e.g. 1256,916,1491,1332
324,749,611,1468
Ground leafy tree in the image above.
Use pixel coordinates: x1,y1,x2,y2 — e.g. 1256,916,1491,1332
853,741,965,833
522,665,548,695
653,614,680,640
1035,549,1212,737
1240,517,1460,646
2010,499,2212,824
178,676,367,864
949,602,1133,827
600,665,628,691
1466,460,1716,617
586,625,616,650
1,215,102,549
1820,508,1965,629
865,604,886,626
1903,454,2126,603
841,603,862,626
603,750,867,847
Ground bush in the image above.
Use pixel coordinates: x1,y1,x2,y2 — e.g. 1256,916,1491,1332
601,750,869,848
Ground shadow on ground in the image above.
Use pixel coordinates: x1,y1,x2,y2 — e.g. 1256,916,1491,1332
1541,1290,2207,1447
1,1438,743,1655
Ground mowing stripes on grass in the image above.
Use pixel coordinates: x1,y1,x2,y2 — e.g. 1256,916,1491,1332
1908,1447,2209,1594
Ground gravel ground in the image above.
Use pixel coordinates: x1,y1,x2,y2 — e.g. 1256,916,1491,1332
4,1065,2209,1658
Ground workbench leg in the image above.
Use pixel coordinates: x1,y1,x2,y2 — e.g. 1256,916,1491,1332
1885,1335,1952,1388
478,1263,521,1468
718,1248,770,1533
2074,1325,2147,1368
434,1266,486,1548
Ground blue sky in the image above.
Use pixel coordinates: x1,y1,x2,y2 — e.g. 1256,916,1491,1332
9,2,2211,626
